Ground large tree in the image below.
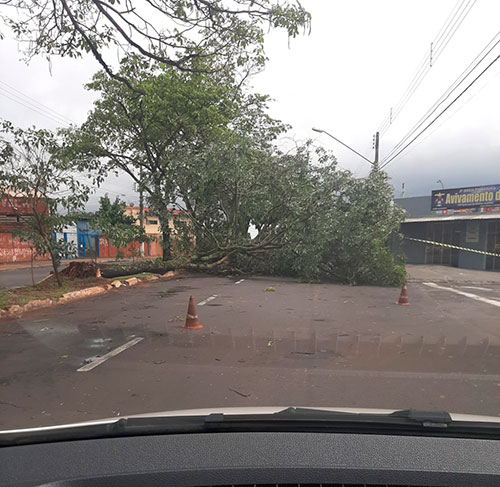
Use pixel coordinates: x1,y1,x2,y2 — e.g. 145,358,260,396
63,55,284,260
1,0,310,89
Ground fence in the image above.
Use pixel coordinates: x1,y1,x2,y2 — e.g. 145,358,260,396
0,231,164,264
55,232,164,259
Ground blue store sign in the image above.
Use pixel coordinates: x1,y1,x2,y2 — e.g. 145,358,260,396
432,184,500,210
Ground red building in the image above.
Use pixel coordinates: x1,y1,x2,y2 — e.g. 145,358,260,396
0,195,49,264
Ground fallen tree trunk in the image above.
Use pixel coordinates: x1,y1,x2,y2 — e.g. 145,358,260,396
68,239,279,279
98,259,177,278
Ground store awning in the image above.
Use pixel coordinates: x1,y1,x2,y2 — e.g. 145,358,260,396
403,213,500,223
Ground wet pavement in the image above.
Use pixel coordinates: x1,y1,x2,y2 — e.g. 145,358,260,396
2,273,500,429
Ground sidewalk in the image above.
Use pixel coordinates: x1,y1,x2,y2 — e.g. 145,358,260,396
407,264,500,284
0,258,124,272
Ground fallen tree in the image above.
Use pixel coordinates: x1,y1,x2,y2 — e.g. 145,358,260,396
66,58,405,286
65,144,405,285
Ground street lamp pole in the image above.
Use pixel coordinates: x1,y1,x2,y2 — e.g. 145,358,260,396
312,127,379,169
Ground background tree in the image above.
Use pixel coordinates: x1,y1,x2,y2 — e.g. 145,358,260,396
1,0,310,89
93,194,148,259
0,120,95,286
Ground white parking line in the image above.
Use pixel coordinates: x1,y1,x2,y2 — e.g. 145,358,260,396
235,279,245,285
197,294,218,306
424,282,500,308
461,286,493,291
77,337,144,372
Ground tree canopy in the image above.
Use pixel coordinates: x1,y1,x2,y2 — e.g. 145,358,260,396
1,0,310,89
62,55,285,260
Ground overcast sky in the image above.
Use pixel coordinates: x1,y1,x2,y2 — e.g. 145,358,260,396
1,0,500,208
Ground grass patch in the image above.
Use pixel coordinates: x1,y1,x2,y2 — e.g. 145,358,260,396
0,276,106,310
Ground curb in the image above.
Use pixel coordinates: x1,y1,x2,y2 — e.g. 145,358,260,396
0,270,181,320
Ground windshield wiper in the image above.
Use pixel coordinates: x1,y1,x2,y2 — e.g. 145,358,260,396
2,407,499,447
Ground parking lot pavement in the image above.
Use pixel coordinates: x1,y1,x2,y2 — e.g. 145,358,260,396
2,273,500,429
407,264,500,285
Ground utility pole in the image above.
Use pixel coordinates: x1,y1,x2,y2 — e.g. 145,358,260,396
373,131,380,170
138,167,145,257
312,127,380,171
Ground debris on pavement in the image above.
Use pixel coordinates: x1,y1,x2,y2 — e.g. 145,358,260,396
82,356,99,365
265,287,275,292
229,387,251,398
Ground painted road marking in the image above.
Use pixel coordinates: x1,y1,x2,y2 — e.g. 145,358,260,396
197,294,218,306
461,286,493,291
235,279,245,285
77,337,144,372
424,282,500,309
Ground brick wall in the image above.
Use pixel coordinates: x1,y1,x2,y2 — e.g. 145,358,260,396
0,233,48,263
98,237,163,258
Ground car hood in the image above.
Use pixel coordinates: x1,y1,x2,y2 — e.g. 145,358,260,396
3,406,500,435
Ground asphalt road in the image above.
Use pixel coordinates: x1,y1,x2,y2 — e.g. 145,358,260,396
0,266,52,289
2,273,500,429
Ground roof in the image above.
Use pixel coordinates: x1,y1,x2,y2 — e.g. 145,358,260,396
125,206,183,216
403,213,500,223
394,196,431,218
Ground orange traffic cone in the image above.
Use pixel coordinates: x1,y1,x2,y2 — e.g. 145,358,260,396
397,282,409,306
183,296,203,329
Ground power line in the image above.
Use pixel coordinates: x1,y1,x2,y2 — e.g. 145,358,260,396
380,52,500,169
378,68,500,167
431,0,476,61
0,79,75,125
378,0,476,135
381,0,476,135
380,0,474,133
0,89,71,127
381,28,500,164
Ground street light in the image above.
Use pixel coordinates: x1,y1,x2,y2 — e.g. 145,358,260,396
312,127,375,166
436,179,445,189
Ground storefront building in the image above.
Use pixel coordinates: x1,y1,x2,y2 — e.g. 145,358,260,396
395,184,500,271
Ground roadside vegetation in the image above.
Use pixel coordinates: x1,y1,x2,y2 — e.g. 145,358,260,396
0,276,105,310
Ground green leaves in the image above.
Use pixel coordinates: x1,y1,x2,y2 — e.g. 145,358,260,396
2,0,311,85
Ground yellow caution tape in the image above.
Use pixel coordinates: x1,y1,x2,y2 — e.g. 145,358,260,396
403,236,500,258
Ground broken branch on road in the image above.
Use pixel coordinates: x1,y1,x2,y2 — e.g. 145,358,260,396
229,388,251,398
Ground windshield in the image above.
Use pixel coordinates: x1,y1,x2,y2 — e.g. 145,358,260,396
1,0,500,433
